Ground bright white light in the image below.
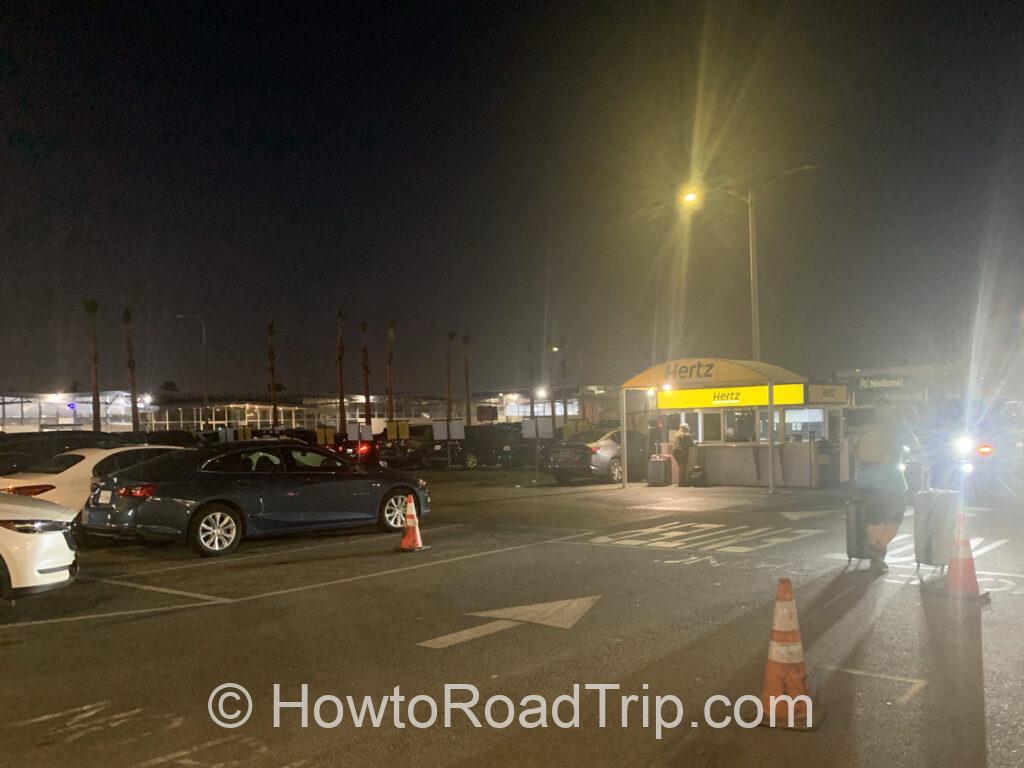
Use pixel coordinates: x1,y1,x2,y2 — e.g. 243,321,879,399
646,387,656,395
661,383,672,391
535,387,548,399
954,436,974,456
960,462,974,474
142,394,153,406
898,463,907,472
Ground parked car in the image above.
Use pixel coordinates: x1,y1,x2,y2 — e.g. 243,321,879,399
0,431,122,475
330,431,386,465
462,424,529,468
546,428,648,485
0,494,77,598
0,445,182,513
81,441,431,557
379,424,433,469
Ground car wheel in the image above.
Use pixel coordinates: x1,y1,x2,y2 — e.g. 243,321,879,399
188,504,242,557
379,489,413,532
553,472,573,485
607,458,623,483
464,452,479,470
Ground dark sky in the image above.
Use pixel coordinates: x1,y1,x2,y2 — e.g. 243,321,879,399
2,1,1023,398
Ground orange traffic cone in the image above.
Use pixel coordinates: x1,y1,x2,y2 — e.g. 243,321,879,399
758,578,823,730
946,513,989,603
396,495,430,552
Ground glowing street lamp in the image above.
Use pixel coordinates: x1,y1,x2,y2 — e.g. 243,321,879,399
679,164,818,361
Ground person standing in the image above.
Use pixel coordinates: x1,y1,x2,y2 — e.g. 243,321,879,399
672,423,695,487
853,401,913,572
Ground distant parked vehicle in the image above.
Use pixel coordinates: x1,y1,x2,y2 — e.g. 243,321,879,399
0,431,123,475
379,424,432,469
81,441,430,557
0,494,78,598
546,428,648,485
462,424,529,468
0,445,182,512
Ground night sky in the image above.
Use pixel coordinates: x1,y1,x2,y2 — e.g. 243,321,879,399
2,1,1023,399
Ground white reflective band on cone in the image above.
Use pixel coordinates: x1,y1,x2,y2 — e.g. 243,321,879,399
767,640,805,664
772,600,800,632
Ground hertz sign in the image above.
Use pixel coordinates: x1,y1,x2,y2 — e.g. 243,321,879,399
657,384,805,410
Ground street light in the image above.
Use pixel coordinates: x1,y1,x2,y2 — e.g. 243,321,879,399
174,314,208,407
679,164,818,362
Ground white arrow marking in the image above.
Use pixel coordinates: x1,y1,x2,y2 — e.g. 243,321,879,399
779,510,836,521
418,596,600,649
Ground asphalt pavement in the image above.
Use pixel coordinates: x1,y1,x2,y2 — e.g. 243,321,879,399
2,469,1022,768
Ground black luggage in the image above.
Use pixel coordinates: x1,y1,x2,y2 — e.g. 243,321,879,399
685,466,706,487
647,457,670,487
912,490,959,568
845,499,872,561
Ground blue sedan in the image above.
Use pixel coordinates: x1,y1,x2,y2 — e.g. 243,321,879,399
80,441,430,556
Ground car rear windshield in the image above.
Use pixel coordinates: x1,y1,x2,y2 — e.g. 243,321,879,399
566,430,607,444
24,453,86,474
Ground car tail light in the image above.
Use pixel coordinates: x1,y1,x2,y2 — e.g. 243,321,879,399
116,484,159,498
1,484,56,497
358,443,370,454
589,445,600,453
977,444,994,457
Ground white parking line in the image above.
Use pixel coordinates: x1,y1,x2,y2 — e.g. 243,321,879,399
0,529,595,630
105,525,462,579
100,579,230,604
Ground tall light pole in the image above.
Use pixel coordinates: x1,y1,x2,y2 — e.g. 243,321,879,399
174,314,208,407
679,164,818,362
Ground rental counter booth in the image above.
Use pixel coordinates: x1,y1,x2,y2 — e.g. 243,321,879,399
618,358,848,490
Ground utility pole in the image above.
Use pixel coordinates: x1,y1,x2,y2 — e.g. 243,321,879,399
266,320,278,428
527,344,536,420
83,299,101,432
747,187,761,362
386,320,396,422
335,311,346,433
123,308,140,431
445,331,455,424
462,334,471,427
559,338,568,432
359,322,371,426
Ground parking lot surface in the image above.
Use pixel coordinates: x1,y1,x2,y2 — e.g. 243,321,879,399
3,470,1022,767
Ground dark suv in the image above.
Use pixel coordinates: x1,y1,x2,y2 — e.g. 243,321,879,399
462,424,529,468
379,424,432,469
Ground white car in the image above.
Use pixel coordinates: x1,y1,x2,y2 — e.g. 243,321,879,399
0,494,77,597
0,445,182,513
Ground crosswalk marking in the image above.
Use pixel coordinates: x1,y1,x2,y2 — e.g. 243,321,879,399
589,521,825,554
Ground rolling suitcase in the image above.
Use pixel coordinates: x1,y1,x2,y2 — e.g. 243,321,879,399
845,499,871,561
912,490,959,568
647,457,670,487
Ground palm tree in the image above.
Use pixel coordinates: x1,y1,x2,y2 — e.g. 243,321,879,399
336,311,346,433
83,299,101,432
266,320,278,428
359,322,371,426
462,334,471,426
122,307,140,431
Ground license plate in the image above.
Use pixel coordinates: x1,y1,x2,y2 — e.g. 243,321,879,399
434,445,442,451
98,490,112,505
502,445,511,451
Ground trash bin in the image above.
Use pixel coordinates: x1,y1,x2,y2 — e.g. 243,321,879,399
913,489,960,567
648,456,670,487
